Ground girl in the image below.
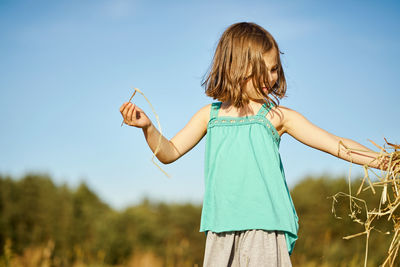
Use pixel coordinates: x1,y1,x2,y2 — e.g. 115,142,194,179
119,22,390,267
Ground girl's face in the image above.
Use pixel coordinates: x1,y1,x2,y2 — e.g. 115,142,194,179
245,49,279,101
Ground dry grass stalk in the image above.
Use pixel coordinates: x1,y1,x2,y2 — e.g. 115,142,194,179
121,88,171,178
329,138,400,267
120,90,137,127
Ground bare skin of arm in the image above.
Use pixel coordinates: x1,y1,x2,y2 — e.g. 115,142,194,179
278,106,390,171
120,102,210,164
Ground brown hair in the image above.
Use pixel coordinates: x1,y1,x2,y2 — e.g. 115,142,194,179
201,22,287,109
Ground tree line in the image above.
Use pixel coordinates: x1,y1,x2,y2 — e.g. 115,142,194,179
0,172,397,266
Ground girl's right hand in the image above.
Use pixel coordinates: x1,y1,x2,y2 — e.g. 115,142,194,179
119,102,152,129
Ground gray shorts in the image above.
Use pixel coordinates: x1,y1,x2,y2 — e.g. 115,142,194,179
203,229,292,267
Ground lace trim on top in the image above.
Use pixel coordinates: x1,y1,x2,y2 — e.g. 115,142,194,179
207,102,281,145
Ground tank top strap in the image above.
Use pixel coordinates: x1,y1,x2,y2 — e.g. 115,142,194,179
257,101,275,117
210,102,222,119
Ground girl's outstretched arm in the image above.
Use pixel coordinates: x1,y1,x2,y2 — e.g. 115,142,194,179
120,102,210,164
281,107,389,171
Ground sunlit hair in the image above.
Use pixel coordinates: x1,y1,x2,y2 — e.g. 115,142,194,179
201,22,287,109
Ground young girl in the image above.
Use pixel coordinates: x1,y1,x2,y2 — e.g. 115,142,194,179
119,22,390,267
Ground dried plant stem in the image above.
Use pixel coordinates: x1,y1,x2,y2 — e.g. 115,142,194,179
329,138,400,267
120,90,137,127
121,87,171,178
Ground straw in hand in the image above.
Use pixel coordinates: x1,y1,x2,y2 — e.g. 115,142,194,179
329,138,400,267
120,90,137,127
120,87,171,178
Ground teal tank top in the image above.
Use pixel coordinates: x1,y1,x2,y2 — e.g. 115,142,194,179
199,101,299,256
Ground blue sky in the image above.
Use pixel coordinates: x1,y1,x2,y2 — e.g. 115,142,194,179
1,0,399,210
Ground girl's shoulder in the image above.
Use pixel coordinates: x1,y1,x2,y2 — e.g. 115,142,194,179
195,103,214,128
269,104,298,123
266,104,290,137
272,105,301,121
269,105,315,137
272,104,291,117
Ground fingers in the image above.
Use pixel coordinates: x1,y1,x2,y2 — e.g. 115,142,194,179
120,102,132,113
127,103,135,121
120,102,129,114
121,103,128,119
120,102,143,126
